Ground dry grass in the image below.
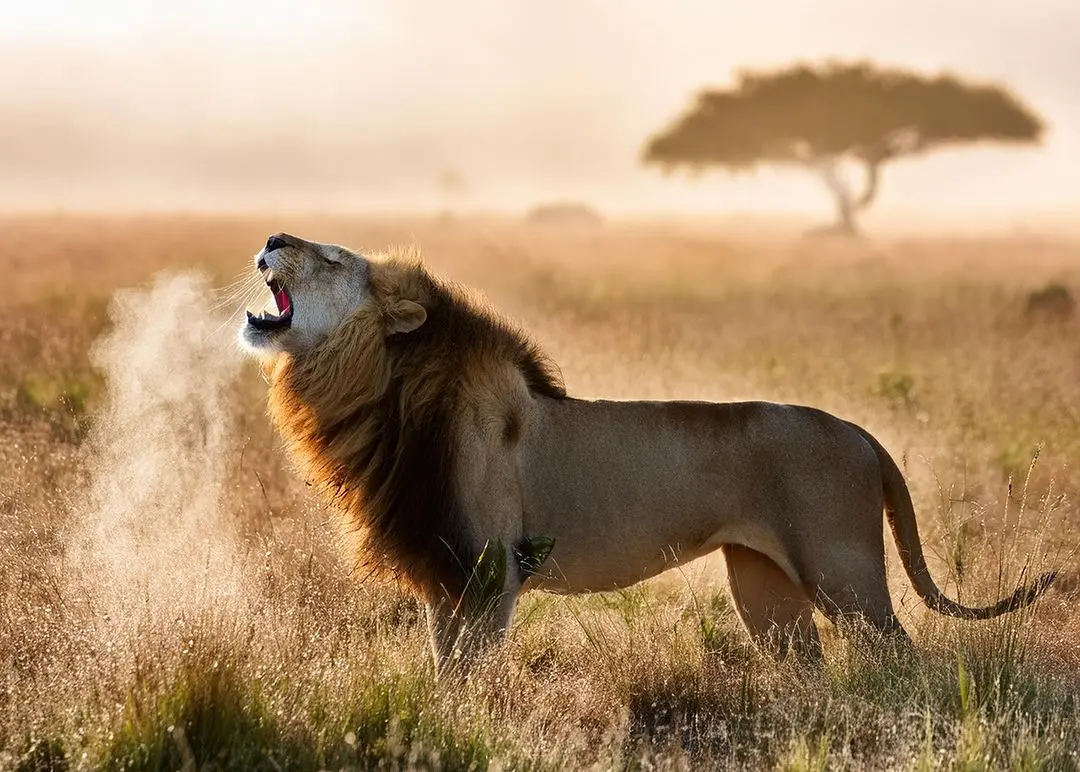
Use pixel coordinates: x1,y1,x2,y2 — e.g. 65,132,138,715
2,214,1079,770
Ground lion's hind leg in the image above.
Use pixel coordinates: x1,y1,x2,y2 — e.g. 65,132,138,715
722,543,822,661
808,552,912,650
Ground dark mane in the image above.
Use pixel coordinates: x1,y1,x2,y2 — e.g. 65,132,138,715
268,259,565,601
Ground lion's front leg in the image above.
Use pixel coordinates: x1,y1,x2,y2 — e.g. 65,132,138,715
454,590,520,672
432,534,555,677
426,591,519,680
450,538,522,672
425,598,463,677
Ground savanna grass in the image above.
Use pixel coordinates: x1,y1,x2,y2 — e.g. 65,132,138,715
1,215,1077,770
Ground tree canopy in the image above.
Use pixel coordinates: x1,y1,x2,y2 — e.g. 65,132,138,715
643,61,1044,234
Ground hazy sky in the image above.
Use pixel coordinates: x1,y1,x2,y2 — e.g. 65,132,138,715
2,0,1079,218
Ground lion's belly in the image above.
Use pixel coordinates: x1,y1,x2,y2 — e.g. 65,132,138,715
519,398,795,593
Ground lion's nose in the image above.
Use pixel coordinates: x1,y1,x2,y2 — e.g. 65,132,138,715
265,234,287,252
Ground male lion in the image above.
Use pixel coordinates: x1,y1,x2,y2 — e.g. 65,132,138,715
240,233,1055,672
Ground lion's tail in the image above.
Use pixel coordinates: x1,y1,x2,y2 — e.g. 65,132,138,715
852,425,1056,620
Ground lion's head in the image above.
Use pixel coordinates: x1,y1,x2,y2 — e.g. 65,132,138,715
239,232,426,358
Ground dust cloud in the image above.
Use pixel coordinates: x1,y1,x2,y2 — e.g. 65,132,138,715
65,272,248,627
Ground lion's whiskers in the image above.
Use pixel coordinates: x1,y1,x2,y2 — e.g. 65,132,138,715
209,281,267,318
210,273,266,311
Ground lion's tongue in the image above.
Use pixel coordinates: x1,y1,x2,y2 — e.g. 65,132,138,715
275,289,291,314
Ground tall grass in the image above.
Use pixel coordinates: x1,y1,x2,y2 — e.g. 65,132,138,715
1,216,1077,769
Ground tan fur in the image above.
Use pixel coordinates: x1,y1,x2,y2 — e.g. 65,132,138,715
243,235,1056,673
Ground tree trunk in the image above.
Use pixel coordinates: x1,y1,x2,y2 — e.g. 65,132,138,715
809,158,882,237
854,157,881,210
833,192,858,236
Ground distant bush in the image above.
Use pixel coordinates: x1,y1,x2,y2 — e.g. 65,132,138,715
873,369,917,411
1024,282,1075,321
525,202,603,227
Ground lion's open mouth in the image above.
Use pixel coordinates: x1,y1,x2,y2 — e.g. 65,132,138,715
246,268,293,331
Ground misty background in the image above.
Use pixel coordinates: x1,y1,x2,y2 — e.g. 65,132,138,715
3,0,1079,221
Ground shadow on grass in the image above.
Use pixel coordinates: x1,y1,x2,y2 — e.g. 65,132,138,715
98,654,500,771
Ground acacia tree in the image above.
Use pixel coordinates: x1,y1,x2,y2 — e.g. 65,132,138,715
643,62,1044,235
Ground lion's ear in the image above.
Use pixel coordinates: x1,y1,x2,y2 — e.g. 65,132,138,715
386,300,427,335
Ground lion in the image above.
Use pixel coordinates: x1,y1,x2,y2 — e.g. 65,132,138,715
240,232,1056,672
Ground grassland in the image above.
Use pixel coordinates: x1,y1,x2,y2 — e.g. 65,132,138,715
2,214,1079,770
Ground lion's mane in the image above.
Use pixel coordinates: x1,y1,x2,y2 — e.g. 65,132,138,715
266,253,565,599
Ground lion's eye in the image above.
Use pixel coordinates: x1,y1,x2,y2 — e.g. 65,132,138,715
321,255,339,266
